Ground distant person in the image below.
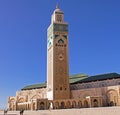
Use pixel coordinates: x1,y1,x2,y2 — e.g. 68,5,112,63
4,109,7,115
49,102,53,111
20,109,24,115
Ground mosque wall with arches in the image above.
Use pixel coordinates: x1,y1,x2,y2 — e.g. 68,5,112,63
71,78,120,107
8,77,120,110
8,88,47,110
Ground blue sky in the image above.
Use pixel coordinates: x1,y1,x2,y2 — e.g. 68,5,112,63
0,0,120,109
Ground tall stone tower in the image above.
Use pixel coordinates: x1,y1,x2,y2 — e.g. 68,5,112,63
47,5,70,100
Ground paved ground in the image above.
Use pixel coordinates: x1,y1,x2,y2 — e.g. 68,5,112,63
1,107,120,115
0,114,17,115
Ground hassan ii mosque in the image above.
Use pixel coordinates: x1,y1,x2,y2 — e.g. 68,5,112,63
8,5,120,110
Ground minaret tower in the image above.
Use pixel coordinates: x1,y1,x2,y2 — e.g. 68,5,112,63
47,5,70,100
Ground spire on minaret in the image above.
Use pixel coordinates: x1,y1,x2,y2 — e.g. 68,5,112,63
56,3,59,9
51,4,65,23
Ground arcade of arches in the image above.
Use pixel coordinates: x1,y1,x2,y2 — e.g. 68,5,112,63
8,77,120,110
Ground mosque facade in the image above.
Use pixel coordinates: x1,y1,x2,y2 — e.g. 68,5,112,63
8,5,120,110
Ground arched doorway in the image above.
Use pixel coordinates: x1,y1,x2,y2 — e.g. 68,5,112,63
33,103,35,110
60,102,65,109
39,102,45,110
78,101,82,108
55,102,59,109
72,101,76,108
109,101,114,106
84,100,89,108
66,101,71,108
107,89,118,106
28,104,31,110
93,99,98,107
9,99,16,111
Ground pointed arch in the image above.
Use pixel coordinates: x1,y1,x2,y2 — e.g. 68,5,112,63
18,98,24,103
93,99,99,107
106,89,118,106
39,102,45,110
54,101,59,109
58,39,64,44
60,101,65,109
72,101,77,108
84,100,89,108
66,101,71,108
78,101,82,108
31,95,41,100
9,98,16,111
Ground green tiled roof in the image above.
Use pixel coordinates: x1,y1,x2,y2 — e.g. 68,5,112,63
74,72,120,84
21,74,88,90
69,74,88,83
21,73,120,90
21,82,46,90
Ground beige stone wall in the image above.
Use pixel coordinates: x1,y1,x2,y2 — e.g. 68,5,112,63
8,88,47,110
71,83,120,106
16,88,47,101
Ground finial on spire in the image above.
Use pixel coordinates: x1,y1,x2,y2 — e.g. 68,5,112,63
56,3,59,9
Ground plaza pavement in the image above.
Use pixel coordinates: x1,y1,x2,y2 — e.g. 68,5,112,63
1,107,120,115
0,114,17,115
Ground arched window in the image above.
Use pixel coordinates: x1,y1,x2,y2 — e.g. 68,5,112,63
60,87,62,90
58,39,64,44
56,15,62,22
